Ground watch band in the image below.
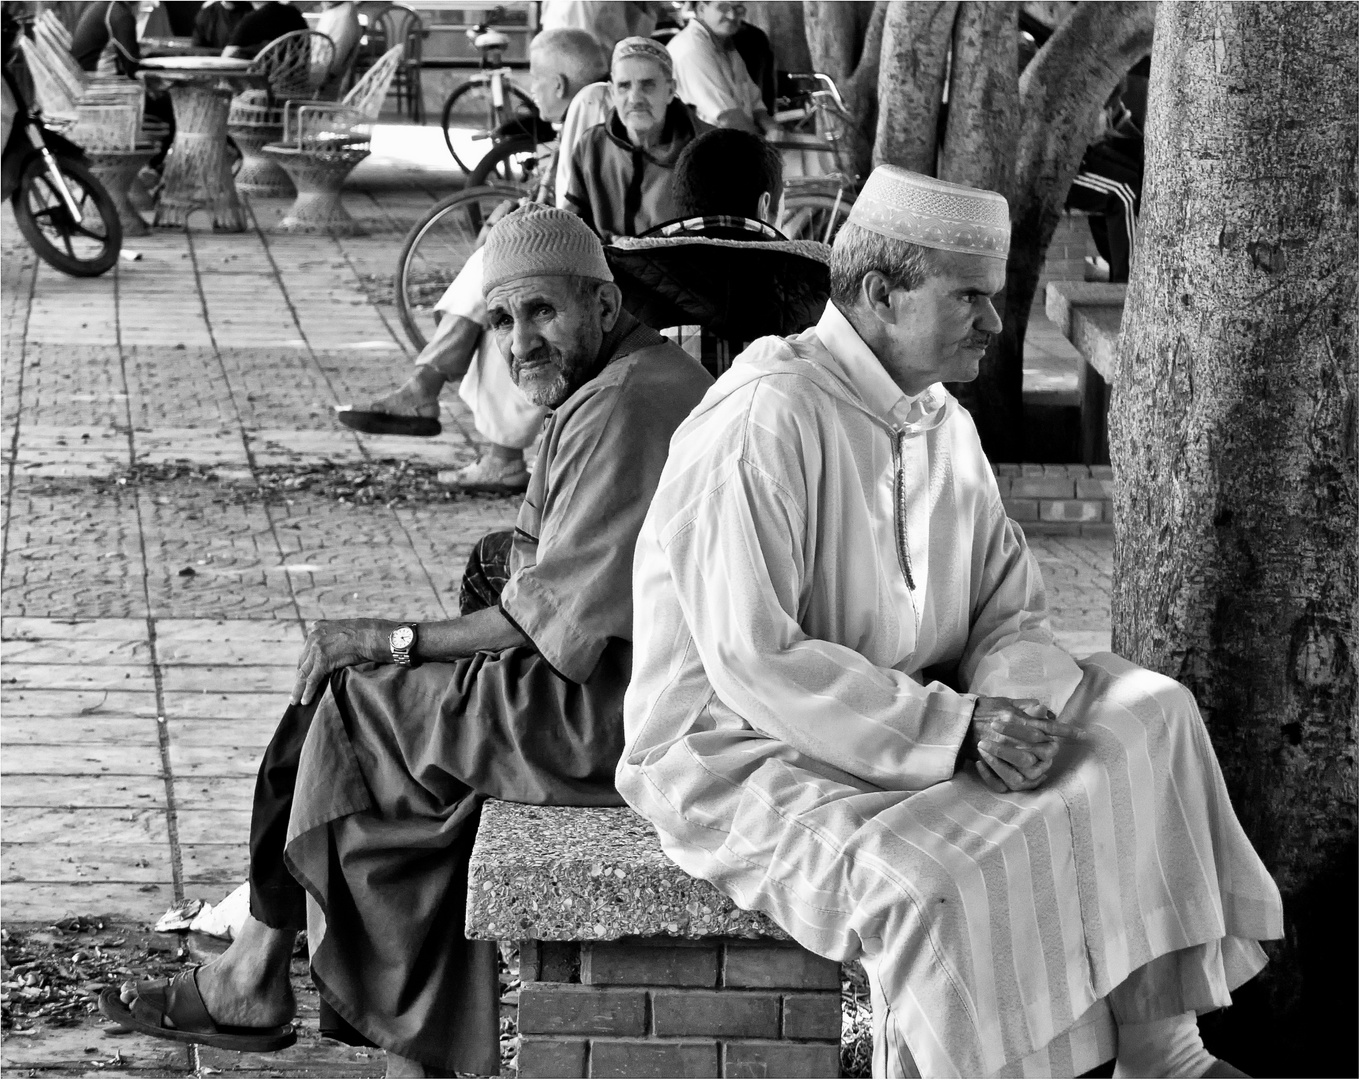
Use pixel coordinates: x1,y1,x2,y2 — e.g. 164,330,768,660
390,623,417,666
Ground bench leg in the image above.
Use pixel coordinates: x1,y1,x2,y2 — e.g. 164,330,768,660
1077,359,1111,466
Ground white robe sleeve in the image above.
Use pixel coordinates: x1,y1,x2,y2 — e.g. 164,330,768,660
958,499,1085,717
668,28,763,129
661,454,976,793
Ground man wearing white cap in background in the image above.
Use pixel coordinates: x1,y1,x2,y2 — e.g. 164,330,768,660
617,165,1283,1078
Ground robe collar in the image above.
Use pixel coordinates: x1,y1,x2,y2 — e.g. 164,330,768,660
813,302,951,436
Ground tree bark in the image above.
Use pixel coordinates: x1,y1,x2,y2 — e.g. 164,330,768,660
872,1,957,174
802,1,885,180
741,1,812,74
1110,1,1357,1067
971,0,1153,459
938,2,1019,198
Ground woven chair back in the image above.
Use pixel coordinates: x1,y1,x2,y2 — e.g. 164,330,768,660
341,42,403,120
251,29,335,102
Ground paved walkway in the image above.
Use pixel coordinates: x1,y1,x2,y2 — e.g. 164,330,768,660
0,152,1109,1075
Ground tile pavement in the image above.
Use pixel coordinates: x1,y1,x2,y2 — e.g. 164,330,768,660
0,150,1110,1075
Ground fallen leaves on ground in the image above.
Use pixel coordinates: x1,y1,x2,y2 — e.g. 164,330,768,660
0,919,185,1035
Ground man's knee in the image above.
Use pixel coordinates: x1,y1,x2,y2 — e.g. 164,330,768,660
459,529,516,615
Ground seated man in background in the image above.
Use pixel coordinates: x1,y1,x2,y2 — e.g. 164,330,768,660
314,1,361,96
222,0,306,60
339,35,698,492
607,127,829,376
618,167,1282,1078
192,0,250,51
104,207,713,1079
70,0,139,76
564,35,702,239
668,1,775,135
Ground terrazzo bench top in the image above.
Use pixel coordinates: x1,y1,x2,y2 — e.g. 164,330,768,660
1044,281,1127,382
465,801,787,942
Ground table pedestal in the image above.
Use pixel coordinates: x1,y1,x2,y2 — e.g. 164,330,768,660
87,146,158,237
264,144,369,235
154,80,248,231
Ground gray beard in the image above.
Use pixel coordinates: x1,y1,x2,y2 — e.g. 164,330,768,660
517,369,572,408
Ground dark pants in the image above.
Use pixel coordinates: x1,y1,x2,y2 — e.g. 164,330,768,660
1066,142,1142,283
246,530,514,1043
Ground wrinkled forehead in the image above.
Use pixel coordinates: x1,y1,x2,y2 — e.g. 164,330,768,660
928,248,1007,294
611,55,670,85
484,274,585,314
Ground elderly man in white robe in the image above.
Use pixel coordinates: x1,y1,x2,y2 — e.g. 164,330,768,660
617,166,1283,1079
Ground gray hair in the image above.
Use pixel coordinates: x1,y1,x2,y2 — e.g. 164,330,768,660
828,222,939,308
531,28,609,84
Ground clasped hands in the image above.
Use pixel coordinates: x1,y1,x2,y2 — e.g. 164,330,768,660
960,696,1085,794
291,619,397,707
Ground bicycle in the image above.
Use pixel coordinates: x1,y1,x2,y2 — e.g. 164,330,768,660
769,72,860,245
439,24,538,176
395,183,524,351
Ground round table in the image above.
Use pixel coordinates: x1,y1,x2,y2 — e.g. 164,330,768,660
137,59,267,232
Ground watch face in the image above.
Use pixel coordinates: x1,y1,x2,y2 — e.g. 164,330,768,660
391,626,414,650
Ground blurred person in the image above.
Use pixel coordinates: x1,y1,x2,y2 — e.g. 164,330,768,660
103,206,713,1080
314,1,360,93
539,0,664,55
222,0,307,60
192,0,250,50
563,35,702,239
668,1,775,135
70,0,139,76
1066,78,1144,283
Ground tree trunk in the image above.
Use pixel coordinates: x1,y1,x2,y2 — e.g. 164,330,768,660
802,1,885,180
938,2,1019,197
1110,2,1357,1071
872,1,957,174
972,0,1153,460
741,1,812,74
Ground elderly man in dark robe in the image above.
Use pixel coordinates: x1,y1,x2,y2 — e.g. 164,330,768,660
102,206,713,1078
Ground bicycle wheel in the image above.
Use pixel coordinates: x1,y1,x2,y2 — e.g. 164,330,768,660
466,135,539,193
778,189,854,246
441,78,537,175
395,185,520,352
11,153,121,277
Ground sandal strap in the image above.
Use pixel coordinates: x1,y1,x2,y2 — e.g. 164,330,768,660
130,968,219,1035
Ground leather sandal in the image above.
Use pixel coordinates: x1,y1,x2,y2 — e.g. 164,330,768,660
437,455,530,494
334,405,441,438
97,969,296,1052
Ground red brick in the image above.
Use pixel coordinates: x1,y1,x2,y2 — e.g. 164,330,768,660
652,990,780,1038
993,475,1012,497
723,944,840,990
1010,476,1076,499
1089,464,1114,480
1002,498,1039,522
722,1040,841,1078
583,940,719,987
1103,499,1115,523
1027,521,1084,535
519,984,647,1036
995,463,1022,477
519,1036,588,1078
1039,498,1103,523
589,1038,718,1078
519,940,581,982
1075,477,1113,500
1019,463,1046,476
780,993,841,1040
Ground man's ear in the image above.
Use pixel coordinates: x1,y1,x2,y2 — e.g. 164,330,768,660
554,72,571,103
757,190,773,223
860,271,898,326
598,282,623,332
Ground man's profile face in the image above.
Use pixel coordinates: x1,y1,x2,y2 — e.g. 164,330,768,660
880,249,1006,394
696,2,744,39
527,50,570,122
611,56,673,144
486,275,614,407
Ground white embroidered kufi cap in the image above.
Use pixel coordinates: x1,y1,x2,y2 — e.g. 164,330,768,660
846,166,1011,261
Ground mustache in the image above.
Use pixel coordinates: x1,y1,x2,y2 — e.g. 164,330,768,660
511,345,561,371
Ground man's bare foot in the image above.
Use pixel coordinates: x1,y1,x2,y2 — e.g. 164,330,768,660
119,919,295,1030
366,367,445,418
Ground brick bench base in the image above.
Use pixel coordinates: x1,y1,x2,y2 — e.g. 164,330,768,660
516,937,841,1079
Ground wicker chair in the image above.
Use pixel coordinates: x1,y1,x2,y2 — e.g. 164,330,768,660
262,44,403,234
227,29,336,197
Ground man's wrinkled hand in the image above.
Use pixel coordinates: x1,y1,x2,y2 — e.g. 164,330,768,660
965,696,1085,794
291,619,393,707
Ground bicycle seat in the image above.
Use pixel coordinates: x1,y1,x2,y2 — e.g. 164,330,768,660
473,28,511,51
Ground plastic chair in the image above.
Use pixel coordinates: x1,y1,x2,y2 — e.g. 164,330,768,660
228,29,337,196
373,3,423,122
262,44,404,234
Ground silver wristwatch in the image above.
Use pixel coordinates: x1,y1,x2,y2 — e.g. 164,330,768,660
389,624,417,666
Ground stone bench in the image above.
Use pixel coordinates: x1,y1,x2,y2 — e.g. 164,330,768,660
467,801,843,1079
1044,282,1127,465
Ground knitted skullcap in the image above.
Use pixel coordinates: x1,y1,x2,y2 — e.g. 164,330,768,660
611,35,673,81
846,165,1011,261
481,204,613,295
